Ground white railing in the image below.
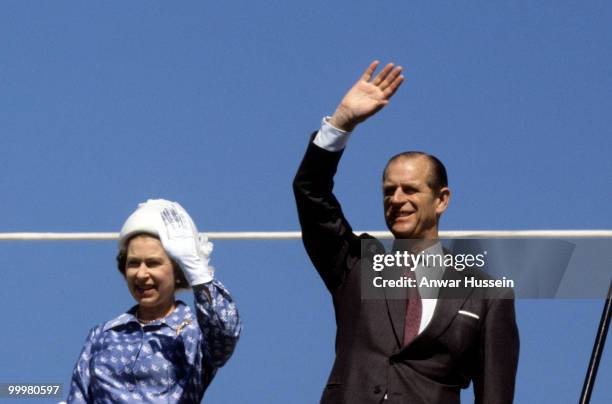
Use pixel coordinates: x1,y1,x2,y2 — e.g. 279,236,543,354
0,230,611,241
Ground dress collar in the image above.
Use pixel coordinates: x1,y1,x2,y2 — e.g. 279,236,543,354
102,300,193,332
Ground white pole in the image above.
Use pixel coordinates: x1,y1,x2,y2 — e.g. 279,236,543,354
0,230,611,241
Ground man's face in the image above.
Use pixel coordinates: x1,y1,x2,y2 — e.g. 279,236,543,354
383,156,450,239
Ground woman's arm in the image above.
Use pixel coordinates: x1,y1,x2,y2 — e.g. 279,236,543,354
66,326,100,403
193,281,241,369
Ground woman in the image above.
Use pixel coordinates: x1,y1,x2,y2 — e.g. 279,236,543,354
66,199,241,403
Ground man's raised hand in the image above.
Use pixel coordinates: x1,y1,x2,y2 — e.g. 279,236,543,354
329,61,404,132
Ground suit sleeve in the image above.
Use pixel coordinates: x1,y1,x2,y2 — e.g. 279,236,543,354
473,297,520,404
292,134,360,292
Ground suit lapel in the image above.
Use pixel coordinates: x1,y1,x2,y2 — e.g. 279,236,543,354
381,241,477,351
403,265,475,350
382,264,408,350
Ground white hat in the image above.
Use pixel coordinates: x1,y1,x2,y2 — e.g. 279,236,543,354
118,199,173,251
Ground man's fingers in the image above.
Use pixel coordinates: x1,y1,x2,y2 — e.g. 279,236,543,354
379,66,403,91
383,74,405,99
360,60,380,82
371,63,395,86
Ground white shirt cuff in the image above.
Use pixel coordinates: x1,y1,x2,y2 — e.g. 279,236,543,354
313,116,352,152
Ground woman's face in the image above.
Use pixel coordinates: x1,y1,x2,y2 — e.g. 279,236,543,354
125,235,176,318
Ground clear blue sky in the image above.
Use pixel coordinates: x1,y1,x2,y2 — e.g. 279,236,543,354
1,1,611,403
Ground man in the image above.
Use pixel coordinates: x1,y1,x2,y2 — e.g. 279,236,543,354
293,61,519,403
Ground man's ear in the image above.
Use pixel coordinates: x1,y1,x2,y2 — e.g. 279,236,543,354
435,187,451,216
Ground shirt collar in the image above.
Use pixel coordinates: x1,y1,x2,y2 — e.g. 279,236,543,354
102,300,193,332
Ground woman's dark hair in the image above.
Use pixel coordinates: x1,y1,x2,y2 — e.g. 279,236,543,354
116,234,190,290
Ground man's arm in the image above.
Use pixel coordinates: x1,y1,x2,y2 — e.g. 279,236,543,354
292,61,404,292
473,297,520,404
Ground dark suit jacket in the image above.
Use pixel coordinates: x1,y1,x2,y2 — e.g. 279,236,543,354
293,137,519,404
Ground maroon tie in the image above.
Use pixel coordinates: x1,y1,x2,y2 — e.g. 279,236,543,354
403,267,422,346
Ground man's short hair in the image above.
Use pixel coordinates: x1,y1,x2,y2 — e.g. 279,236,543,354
383,151,448,193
